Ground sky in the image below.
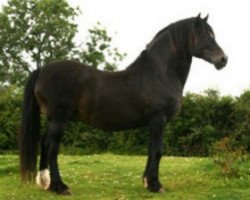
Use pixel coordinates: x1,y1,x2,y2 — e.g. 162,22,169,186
1,0,250,96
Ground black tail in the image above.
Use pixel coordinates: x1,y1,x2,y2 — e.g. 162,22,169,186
19,69,41,182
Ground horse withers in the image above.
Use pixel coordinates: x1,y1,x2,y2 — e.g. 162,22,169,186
19,14,227,195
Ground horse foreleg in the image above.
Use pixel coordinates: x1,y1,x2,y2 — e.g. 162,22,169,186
143,114,166,192
45,121,71,195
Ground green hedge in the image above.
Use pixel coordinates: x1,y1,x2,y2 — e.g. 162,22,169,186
0,86,249,156
165,90,250,156
0,86,22,151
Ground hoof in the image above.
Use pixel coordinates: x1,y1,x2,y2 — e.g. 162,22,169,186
159,187,166,193
61,189,72,195
143,176,164,193
149,186,165,193
49,182,70,195
50,188,71,195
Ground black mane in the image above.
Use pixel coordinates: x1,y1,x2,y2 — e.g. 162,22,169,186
128,17,196,72
146,17,196,54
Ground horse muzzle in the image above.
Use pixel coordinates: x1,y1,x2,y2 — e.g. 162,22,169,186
214,54,228,70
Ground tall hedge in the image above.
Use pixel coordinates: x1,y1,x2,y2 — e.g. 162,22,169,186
0,86,249,156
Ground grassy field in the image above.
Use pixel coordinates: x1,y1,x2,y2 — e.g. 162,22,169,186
0,154,249,200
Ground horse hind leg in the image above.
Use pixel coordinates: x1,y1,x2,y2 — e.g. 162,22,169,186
36,129,50,190
43,119,71,195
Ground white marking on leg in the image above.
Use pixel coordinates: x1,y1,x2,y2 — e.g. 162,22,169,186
36,169,51,190
143,177,148,188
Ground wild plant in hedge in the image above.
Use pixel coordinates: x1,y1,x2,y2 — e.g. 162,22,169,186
210,137,248,176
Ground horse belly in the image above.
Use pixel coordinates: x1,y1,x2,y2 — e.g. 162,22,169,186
90,103,149,131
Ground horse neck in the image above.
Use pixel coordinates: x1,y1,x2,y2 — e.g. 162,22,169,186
169,54,192,87
146,31,192,87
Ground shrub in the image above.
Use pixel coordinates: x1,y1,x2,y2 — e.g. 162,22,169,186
210,137,248,176
0,86,22,151
62,122,110,154
165,90,239,156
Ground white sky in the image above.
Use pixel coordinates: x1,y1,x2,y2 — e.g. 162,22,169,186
1,0,250,96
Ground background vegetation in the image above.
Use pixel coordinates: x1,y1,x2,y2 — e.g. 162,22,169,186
0,86,249,156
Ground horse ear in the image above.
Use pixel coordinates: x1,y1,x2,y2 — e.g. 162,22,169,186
194,13,202,27
197,13,201,19
203,14,209,22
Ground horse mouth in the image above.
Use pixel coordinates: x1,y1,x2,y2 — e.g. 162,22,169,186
215,62,226,70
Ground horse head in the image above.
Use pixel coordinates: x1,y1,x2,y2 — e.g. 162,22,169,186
189,13,228,70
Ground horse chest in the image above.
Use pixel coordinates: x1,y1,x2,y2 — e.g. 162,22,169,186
142,81,183,120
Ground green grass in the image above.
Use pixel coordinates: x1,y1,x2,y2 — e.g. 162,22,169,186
0,154,249,200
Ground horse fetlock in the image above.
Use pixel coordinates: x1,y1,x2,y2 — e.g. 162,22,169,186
143,177,148,188
36,169,51,190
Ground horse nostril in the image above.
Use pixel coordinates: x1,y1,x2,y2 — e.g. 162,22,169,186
220,56,228,64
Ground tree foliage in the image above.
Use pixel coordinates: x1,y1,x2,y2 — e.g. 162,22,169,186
0,0,79,85
0,0,125,86
79,22,126,71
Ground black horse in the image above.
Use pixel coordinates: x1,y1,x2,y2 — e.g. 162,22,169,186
19,14,227,195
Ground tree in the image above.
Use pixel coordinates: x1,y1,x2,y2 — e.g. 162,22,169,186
79,22,126,72
0,0,127,152
0,0,79,85
0,0,125,86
